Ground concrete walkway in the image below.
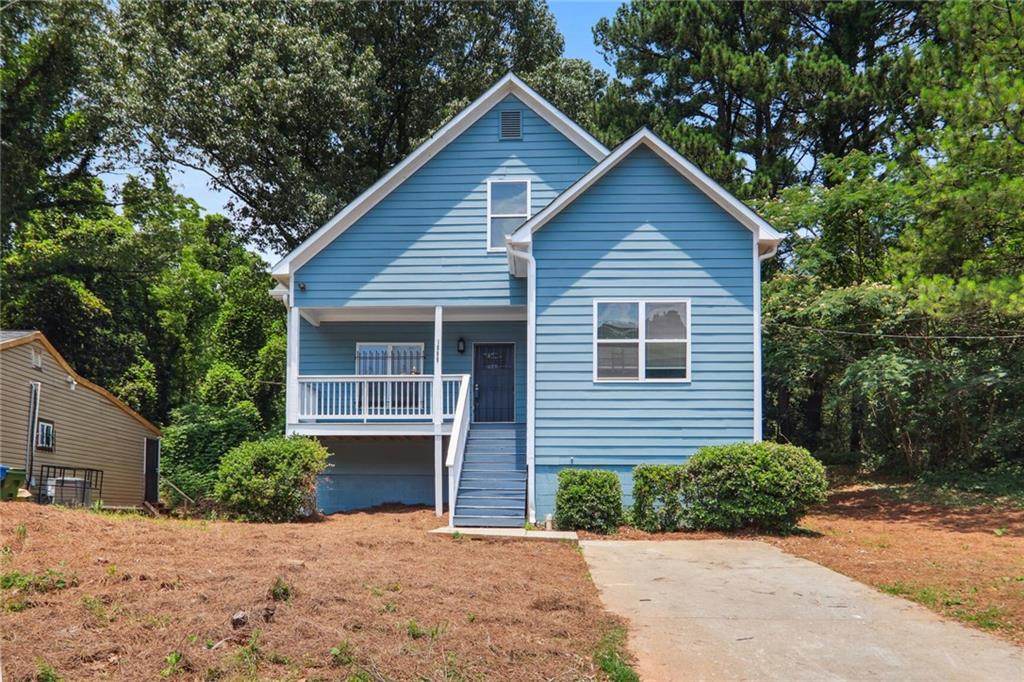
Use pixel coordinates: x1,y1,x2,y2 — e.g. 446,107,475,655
581,540,1024,681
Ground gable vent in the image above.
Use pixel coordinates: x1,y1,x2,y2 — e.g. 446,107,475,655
499,110,522,140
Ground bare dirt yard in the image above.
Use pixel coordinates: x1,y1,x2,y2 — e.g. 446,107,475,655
0,504,622,681
584,484,1024,646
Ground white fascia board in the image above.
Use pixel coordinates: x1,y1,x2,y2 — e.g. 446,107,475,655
509,128,785,249
271,72,610,283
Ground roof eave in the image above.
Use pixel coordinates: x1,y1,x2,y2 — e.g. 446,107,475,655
271,72,609,281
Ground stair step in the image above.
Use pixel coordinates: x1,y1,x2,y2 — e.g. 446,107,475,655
458,485,524,497
458,479,526,491
455,504,524,516
458,461,523,471
457,496,526,506
453,515,525,528
461,471,526,481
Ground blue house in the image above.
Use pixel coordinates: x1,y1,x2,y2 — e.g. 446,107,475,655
271,74,782,527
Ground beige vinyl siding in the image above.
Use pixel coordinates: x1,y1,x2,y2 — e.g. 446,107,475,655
0,340,154,507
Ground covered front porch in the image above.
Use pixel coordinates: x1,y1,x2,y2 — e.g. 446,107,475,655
284,304,528,523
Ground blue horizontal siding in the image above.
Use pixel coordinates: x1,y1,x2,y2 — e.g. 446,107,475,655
316,437,447,513
532,145,757,519
294,94,596,307
299,318,526,423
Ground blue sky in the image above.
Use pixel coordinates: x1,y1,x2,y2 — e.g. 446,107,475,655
156,1,622,259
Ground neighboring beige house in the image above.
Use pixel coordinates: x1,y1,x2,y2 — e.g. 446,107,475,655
0,330,161,508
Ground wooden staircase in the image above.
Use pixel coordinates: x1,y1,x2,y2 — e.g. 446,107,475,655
452,423,526,528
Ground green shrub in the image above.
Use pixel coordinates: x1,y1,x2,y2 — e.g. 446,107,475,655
554,469,622,533
631,464,687,532
214,437,328,522
161,401,263,502
683,442,827,531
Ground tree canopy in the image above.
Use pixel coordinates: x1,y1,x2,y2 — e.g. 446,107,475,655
2,0,1021,479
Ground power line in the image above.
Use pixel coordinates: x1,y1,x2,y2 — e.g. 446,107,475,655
768,321,1024,340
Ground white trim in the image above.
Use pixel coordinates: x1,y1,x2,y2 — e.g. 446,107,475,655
470,341,517,424
300,305,526,324
507,246,536,523
287,422,453,437
592,299,692,383
753,240,779,441
486,178,532,253
285,302,300,427
271,73,608,282
509,128,784,250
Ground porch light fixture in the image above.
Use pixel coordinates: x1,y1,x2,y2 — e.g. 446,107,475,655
457,337,466,354
298,282,306,291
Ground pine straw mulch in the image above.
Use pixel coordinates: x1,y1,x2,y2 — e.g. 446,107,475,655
0,504,621,681
581,485,1024,646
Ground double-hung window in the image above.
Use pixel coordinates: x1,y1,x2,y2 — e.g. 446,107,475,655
36,419,54,450
487,179,530,251
594,300,690,382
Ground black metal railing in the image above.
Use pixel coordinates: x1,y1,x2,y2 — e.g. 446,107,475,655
35,465,103,507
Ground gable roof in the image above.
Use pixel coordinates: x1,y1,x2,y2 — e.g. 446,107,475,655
508,128,784,253
271,72,610,283
0,330,161,436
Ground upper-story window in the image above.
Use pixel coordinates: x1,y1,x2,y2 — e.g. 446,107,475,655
594,300,690,382
36,419,54,450
487,179,530,252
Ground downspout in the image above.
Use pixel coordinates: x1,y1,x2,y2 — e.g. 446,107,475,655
507,245,537,524
753,241,781,442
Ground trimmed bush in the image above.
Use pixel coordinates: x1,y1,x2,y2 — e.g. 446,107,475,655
631,464,687,532
554,469,622,533
683,442,827,531
215,436,328,522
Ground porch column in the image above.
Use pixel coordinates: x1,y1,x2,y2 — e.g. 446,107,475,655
285,303,300,431
433,305,443,516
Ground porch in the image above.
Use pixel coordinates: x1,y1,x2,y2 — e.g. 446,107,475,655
284,304,529,525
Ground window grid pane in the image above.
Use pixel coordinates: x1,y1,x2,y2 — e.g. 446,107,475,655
489,216,525,248
490,182,528,216
597,342,639,379
645,341,687,379
645,301,687,339
597,302,639,339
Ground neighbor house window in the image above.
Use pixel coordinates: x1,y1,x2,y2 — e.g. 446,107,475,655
487,179,530,251
36,419,54,450
356,343,424,375
594,300,690,382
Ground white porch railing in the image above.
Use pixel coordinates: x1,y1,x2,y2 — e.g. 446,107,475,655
298,375,463,421
445,374,472,527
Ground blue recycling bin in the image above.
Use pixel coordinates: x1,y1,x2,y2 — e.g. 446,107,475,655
0,466,8,481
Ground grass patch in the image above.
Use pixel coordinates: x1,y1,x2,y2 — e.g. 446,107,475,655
329,639,355,667
268,576,292,602
594,626,638,682
879,581,1017,633
1,568,78,593
35,660,63,682
896,463,1024,508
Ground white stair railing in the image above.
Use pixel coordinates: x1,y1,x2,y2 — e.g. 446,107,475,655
445,374,472,527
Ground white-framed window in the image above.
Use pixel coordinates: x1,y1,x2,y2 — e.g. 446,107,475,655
36,419,54,450
356,342,424,375
487,179,530,252
593,300,691,382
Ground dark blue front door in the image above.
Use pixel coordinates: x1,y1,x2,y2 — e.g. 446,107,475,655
473,343,515,422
